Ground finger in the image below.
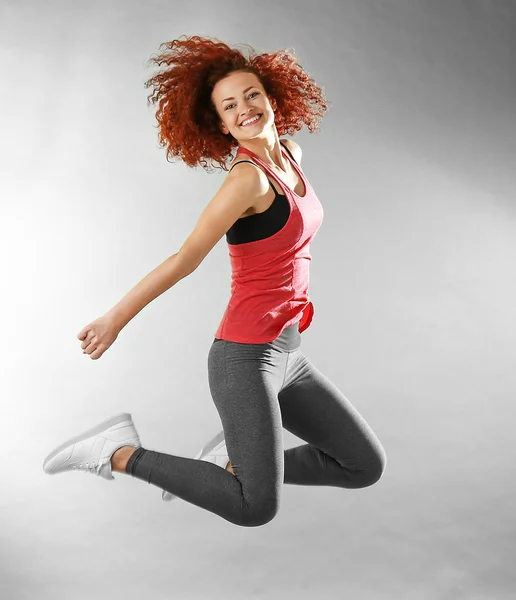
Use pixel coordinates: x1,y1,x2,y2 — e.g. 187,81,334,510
80,331,91,349
83,344,96,355
89,346,103,360
83,338,97,354
81,334,95,350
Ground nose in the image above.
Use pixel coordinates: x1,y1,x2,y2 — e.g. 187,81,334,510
240,101,256,116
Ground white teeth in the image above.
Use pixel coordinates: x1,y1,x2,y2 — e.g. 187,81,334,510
241,114,261,126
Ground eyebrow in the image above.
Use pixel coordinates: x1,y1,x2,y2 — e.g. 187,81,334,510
221,86,256,104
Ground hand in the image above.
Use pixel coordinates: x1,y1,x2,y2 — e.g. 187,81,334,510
77,314,121,361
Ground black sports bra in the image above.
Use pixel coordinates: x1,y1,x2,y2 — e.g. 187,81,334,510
225,141,298,246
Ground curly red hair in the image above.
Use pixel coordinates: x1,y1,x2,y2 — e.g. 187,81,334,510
144,35,330,173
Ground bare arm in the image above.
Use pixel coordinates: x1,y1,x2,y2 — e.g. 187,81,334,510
106,165,262,331
106,253,193,330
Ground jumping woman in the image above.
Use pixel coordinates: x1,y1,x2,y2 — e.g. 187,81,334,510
43,35,387,527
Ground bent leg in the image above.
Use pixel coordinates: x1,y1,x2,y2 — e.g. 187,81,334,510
279,350,387,489
126,339,287,527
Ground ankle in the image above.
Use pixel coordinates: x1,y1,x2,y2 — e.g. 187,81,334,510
111,446,137,472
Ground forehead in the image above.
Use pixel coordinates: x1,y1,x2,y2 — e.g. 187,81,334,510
212,71,262,98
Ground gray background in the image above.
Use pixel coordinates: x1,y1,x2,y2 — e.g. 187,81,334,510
1,0,515,599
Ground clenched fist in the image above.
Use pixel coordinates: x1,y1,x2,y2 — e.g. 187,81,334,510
77,314,120,361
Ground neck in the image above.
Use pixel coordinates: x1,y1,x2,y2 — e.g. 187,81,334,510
238,136,288,172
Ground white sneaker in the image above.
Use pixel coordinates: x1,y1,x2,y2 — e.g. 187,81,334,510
43,413,141,481
162,429,228,501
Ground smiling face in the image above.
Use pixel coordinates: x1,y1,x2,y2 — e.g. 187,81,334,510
211,70,277,142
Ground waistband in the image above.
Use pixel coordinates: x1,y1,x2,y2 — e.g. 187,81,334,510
214,318,302,352
268,319,302,352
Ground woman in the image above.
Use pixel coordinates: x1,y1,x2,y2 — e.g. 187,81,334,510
43,35,387,527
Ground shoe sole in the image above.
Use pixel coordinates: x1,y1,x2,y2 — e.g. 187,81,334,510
162,429,226,501
43,412,133,470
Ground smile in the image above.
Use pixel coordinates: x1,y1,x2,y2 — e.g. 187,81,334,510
240,114,263,127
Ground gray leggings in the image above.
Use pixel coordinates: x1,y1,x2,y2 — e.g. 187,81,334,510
126,320,387,527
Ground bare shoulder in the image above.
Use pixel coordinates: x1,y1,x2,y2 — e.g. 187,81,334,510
227,138,303,172
222,139,303,219
280,138,303,167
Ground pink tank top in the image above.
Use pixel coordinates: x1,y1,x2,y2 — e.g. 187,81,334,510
214,144,324,343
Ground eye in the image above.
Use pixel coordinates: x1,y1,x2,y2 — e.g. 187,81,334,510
225,91,259,111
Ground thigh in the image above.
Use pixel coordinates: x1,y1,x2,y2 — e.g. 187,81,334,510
279,350,386,472
207,339,288,505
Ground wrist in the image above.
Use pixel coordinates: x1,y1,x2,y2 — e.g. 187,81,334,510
106,308,127,331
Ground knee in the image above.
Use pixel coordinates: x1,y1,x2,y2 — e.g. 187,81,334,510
238,497,280,528
359,450,387,488
338,447,387,489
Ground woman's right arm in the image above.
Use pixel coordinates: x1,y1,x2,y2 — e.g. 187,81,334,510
106,165,262,331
